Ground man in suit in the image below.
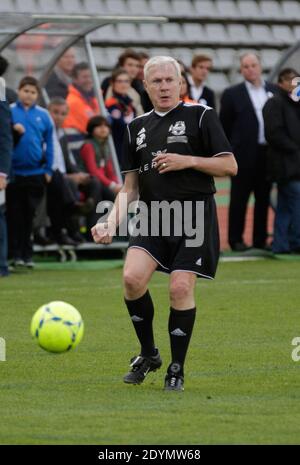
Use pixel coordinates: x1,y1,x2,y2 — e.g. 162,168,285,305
220,52,277,251
0,100,13,276
188,54,215,109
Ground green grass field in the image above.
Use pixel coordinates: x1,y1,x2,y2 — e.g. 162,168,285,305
1,258,300,445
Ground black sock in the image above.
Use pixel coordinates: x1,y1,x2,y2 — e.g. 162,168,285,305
168,307,196,375
124,291,156,357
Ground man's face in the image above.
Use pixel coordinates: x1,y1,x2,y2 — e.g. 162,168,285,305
123,57,140,80
74,69,93,92
18,84,38,107
191,60,212,83
144,63,181,112
49,103,68,128
279,74,298,94
58,49,76,75
240,55,262,83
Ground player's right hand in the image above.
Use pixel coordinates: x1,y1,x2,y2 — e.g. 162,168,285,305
91,221,116,244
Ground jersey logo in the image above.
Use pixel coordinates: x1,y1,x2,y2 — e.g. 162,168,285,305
169,121,186,136
151,149,167,157
136,128,147,151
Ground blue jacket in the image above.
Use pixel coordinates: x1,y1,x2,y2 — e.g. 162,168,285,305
10,101,54,176
0,100,13,176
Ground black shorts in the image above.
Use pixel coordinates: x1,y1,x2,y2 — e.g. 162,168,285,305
128,195,220,279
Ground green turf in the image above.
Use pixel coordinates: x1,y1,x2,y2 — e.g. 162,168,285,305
1,260,300,445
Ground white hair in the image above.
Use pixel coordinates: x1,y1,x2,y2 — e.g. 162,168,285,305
144,56,181,81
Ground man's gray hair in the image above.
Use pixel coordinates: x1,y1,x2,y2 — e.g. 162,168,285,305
144,56,181,81
239,52,261,64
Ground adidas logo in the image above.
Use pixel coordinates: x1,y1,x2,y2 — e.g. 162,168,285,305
196,257,202,266
131,315,144,322
170,328,187,337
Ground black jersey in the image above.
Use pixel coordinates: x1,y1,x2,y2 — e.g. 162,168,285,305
122,101,232,203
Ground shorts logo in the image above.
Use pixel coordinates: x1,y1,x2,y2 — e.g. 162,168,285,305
196,257,202,266
136,127,147,151
169,121,186,136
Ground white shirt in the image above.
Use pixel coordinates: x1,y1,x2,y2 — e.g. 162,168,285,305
52,128,66,174
245,80,271,145
189,80,204,103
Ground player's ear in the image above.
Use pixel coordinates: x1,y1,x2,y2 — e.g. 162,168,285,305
143,79,149,94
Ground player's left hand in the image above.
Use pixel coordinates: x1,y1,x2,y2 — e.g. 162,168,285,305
154,153,193,174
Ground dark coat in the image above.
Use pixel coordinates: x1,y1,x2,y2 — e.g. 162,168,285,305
45,71,69,99
219,81,277,171
0,100,12,176
263,87,300,183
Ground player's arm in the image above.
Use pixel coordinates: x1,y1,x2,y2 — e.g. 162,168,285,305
154,108,237,177
91,171,139,244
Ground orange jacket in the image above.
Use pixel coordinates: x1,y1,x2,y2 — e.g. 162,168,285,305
63,84,100,133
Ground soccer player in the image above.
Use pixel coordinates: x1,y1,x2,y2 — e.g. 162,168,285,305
92,56,237,391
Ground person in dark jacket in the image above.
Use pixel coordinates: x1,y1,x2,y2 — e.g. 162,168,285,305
263,68,300,254
188,54,215,108
0,100,13,277
105,68,136,164
0,55,17,104
45,48,76,99
220,52,277,251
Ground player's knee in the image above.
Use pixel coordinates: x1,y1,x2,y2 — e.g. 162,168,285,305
169,279,192,303
123,270,144,295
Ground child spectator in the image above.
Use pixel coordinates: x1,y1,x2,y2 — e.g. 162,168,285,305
80,115,122,199
7,76,54,268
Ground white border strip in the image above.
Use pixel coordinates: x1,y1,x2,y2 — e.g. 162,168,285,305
128,245,169,270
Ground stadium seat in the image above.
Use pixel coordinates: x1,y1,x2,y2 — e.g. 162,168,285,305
172,0,197,18
149,0,174,16
104,0,128,14
136,24,163,44
281,1,300,20
172,47,193,67
227,24,252,45
127,0,153,15
216,48,237,69
148,48,170,62
182,24,205,43
37,0,60,13
237,0,261,18
261,49,281,69
204,24,229,44
293,25,300,41
215,0,240,19
193,0,217,18
160,23,184,44
249,25,275,45
115,23,139,43
259,0,283,19
90,24,116,42
0,0,15,12
207,72,230,93
60,0,85,13
83,0,109,14
15,0,40,12
272,25,295,45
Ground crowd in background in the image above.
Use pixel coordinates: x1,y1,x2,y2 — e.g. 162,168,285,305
0,46,299,277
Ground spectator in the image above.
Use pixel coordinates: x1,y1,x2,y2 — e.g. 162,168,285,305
189,54,215,108
80,115,122,200
103,49,144,115
105,69,136,164
220,52,277,251
63,62,100,134
180,72,195,104
137,51,153,113
45,48,76,99
263,68,300,254
48,97,103,243
0,100,13,277
7,76,53,267
0,55,17,104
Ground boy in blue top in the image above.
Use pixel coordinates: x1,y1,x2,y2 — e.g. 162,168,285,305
7,76,54,267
